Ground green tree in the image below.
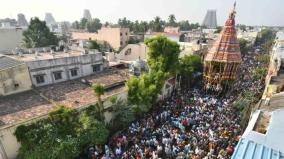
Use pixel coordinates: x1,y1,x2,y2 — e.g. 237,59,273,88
118,17,133,30
79,18,88,29
127,71,166,114
139,21,149,32
239,38,249,57
239,24,247,32
109,100,135,131
179,20,190,31
14,106,109,159
255,29,275,46
87,40,100,50
72,21,80,29
86,18,102,32
167,14,177,27
178,55,202,87
23,17,58,48
149,16,165,32
145,36,180,73
92,84,105,121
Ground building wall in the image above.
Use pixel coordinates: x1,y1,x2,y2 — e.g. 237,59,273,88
116,44,147,62
71,32,97,41
144,34,180,43
164,27,180,34
0,28,24,52
0,64,32,96
97,27,129,49
26,53,104,87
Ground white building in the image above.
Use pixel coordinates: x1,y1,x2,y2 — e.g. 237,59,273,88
8,50,104,87
232,108,284,158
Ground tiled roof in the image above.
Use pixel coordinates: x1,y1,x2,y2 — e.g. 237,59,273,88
232,138,284,159
0,69,128,127
0,55,24,70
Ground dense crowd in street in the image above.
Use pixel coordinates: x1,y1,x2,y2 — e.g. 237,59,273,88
232,51,265,96
82,51,265,159
84,89,240,159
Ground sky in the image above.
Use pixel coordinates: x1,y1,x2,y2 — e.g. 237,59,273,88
0,0,283,26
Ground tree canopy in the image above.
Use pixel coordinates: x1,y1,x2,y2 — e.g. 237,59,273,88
238,38,249,57
167,14,178,27
14,106,109,159
126,70,167,114
127,36,180,114
23,17,58,48
178,55,202,86
86,18,102,32
255,29,276,54
145,36,180,73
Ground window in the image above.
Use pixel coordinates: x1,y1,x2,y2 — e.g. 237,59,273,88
124,48,131,55
70,69,78,77
125,32,128,36
120,32,122,36
14,83,19,88
35,75,45,84
53,72,62,80
120,41,123,46
92,64,101,72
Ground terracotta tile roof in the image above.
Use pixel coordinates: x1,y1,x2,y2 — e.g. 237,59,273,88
0,69,128,127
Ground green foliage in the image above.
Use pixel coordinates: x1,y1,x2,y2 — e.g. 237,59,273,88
145,36,180,73
86,18,102,32
149,16,165,32
239,24,247,32
167,14,178,27
252,67,268,81
87,40,100,50
92,84,105,121
23,17,58,48
92,84,105,100
110,96,117,105
115,16,199,32
255,29,276,53
108,101,135,131
127,71,167,114
179,21,199,31
118,17,133,29
257,54,270,66
79,18,88,29
14,106,109,159
178,55,202,86
239,38,249,56
71,21,80,29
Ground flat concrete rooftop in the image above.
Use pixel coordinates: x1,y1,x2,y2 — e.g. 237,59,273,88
7,50,99,62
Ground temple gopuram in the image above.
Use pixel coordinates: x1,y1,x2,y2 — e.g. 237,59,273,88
203,3,242,93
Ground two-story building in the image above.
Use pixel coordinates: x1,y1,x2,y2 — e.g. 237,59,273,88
71,27,130,50
8,50,104,87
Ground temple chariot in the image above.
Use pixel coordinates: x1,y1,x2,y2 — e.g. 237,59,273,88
203,3,242,93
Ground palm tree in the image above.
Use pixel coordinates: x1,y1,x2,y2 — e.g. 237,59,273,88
168,14,177,27
92,84,105,121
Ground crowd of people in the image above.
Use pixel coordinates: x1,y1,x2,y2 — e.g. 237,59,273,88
82,87,242,159
232,51,265,96
82,51,265,159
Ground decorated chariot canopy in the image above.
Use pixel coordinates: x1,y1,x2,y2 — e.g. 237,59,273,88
204,3,241,63
204,2,242,92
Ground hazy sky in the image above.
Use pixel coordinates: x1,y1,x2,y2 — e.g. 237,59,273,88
1,0,283,26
